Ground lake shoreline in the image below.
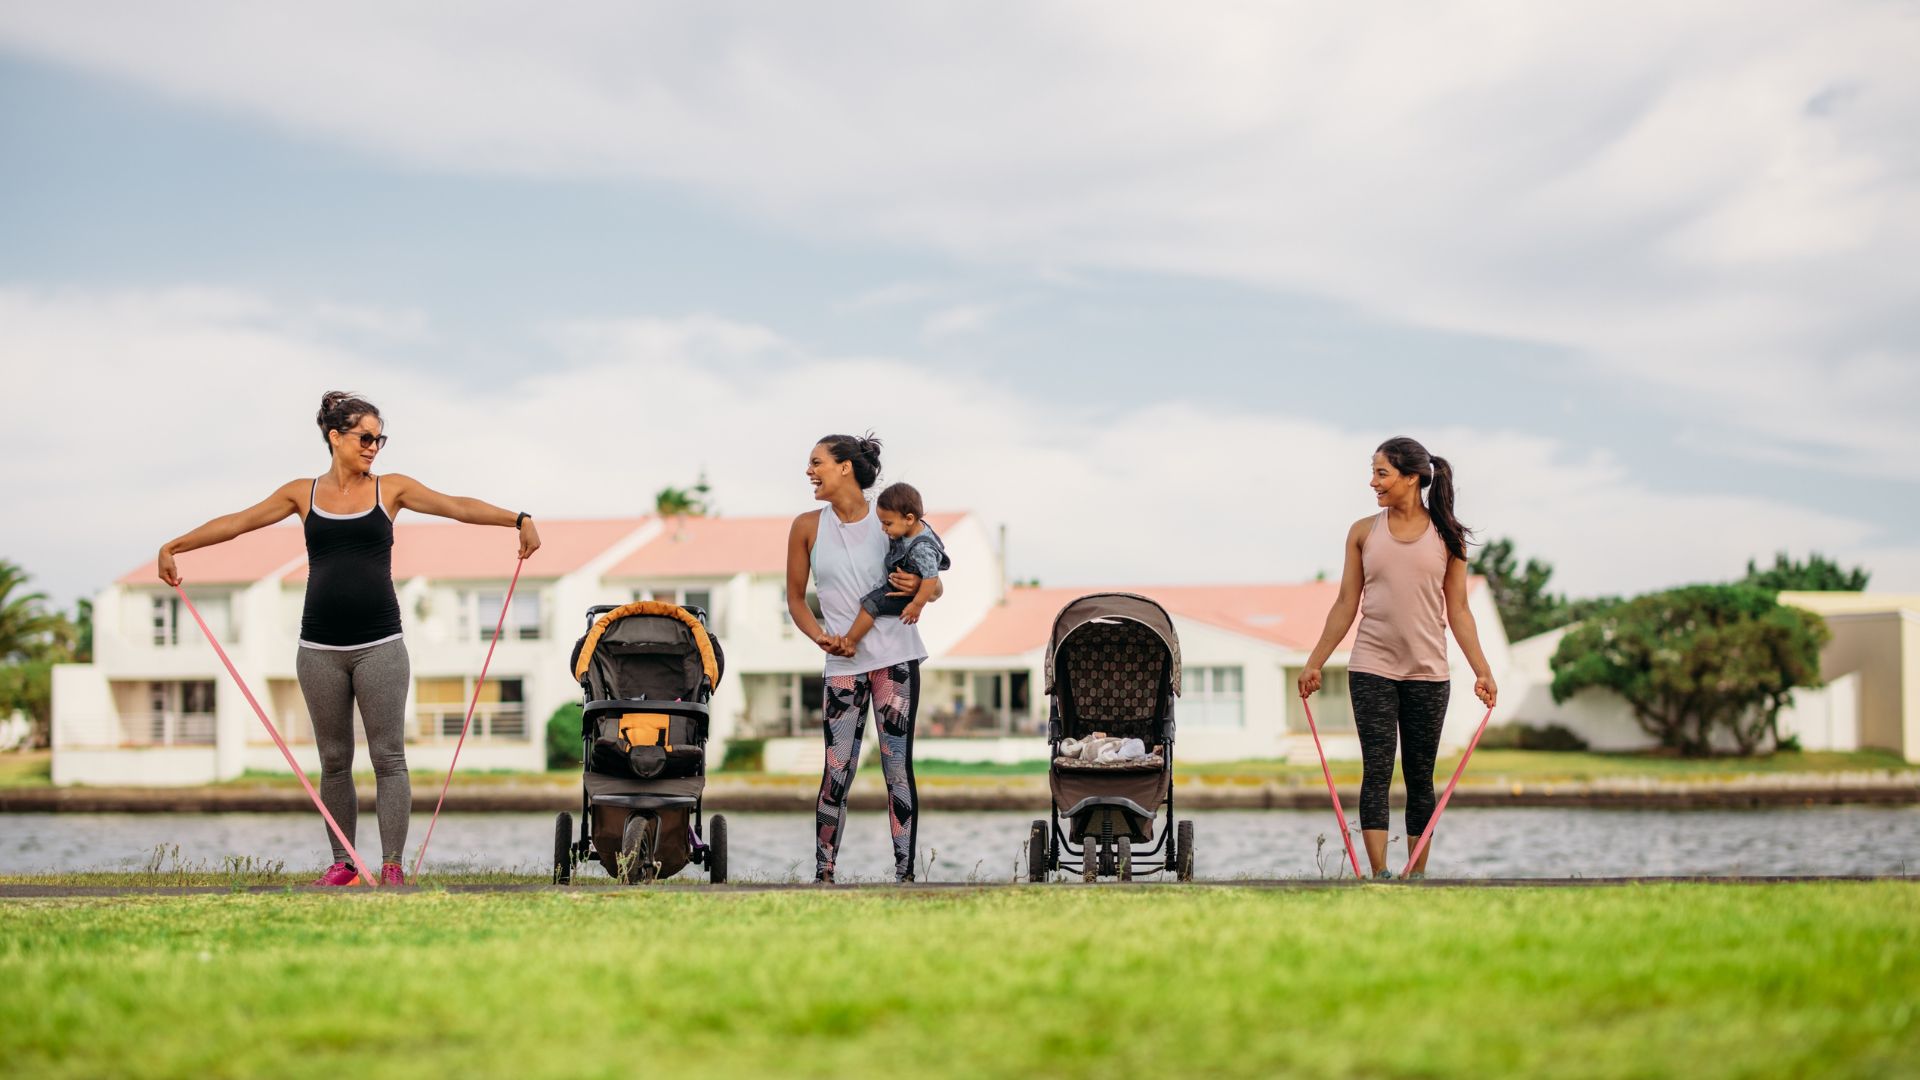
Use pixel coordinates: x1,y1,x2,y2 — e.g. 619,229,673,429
5,769,1916,813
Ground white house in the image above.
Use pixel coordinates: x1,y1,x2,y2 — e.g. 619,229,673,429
51,511,1512,785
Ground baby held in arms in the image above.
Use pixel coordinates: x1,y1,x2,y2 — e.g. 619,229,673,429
836,482,950,653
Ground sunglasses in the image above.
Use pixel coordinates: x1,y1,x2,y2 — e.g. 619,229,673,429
340,430,389,450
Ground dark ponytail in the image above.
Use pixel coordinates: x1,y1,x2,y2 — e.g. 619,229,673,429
316,391,381,453
1377,436,1472,561
816,432,883,490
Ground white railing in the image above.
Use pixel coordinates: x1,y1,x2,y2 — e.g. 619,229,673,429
121,712,218,747
413,706,529,742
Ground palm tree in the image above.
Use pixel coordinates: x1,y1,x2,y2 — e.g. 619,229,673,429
654,471,714,519
0,561,65,663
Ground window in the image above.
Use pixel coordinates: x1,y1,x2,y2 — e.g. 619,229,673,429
737,673,824,737
414,677,528,740
633,586,718,629
150,593,233,645
1285,667,1352,732
476,591,541,641
924,670,1034,737
151,595,178,646
130,680,217,744
1182,666,1246,728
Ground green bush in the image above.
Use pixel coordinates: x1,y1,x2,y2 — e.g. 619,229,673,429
1550,584,1828,756
545,702,583,770
1477,722,1590,752
717,738,764,773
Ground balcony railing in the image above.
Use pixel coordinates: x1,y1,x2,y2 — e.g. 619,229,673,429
123,712,217,747
413,706,529,742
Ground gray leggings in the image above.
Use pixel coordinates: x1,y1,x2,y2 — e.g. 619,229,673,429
296,639,411,864
1350,671,1450,838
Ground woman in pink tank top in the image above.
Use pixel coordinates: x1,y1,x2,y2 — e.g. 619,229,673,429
1297,437,1498,878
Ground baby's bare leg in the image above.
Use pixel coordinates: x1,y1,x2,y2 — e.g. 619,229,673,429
845,609,877,647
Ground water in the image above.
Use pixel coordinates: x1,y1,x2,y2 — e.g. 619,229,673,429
6,807,1918,880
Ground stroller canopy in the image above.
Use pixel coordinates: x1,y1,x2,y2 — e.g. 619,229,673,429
1044,592,1182,697
572,601,723,699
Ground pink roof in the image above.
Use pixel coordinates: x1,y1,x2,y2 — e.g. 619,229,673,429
607,512,968,579
118,525,307,586
285,517,649,582
948,579,1487,657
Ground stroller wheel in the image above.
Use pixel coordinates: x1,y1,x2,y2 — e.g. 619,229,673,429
1176,819,1195,883
1081,838,1098,883
1026,820,1048,883
552,812,573,885
1117,837,1133,882
619,814,658,885
708,814,729,884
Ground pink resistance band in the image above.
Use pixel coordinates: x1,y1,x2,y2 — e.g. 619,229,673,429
410,557,525,881
1299,694,1365,879
1403,705,1495,877
175,585,378,887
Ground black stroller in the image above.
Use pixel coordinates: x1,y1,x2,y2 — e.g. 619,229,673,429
553,601,729,885
1027,592,1194,882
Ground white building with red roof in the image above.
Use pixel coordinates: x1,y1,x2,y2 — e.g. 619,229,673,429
51,510,1512,785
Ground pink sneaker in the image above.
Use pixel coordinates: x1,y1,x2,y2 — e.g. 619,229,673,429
312,861,363,887
381,864,406,887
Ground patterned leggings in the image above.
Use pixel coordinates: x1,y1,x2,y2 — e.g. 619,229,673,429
814,661,921,881
1350,671,1451,838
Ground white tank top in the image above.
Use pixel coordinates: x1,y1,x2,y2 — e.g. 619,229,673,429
812,503,927,676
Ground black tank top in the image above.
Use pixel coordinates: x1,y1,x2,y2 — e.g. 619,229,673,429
299,476,404,648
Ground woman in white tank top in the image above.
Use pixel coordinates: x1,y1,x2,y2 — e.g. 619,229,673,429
1296,437,1498,878
785,433,940,882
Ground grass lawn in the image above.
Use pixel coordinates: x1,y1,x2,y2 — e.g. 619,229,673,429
2,882,1915,1078
0,750,50,789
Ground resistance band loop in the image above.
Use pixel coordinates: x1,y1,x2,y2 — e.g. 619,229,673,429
1299,693,1365,879
1403,705,1495,877
174,585,377,887
410,557,524,880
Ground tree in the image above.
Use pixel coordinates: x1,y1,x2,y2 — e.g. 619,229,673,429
0,561,64,662
654,470,713,518
1742,552,1870,593
1470,537,1571,641
0,561,79,747
1549,584,1829,756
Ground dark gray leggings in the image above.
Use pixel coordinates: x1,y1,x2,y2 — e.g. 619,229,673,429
1350,671,1450,838
296,639,411,864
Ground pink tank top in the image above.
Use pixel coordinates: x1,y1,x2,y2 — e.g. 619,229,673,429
1349,511,1451,681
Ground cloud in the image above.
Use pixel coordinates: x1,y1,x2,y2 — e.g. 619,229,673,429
921,303,997,339
6,287,1914,612
2,3,1915,470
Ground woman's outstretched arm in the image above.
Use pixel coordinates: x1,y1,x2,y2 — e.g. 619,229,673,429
387,474,540,558
1296,517,1370,697
157,481,304,586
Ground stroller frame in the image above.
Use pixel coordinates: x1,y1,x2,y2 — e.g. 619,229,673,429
1030,593,1194,883
554,602,727,885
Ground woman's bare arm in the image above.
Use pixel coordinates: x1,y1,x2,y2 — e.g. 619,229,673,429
1444,556,1498,708
388,474,540,558
786,512,835,651
1296,518,1370,697
157,481,304,585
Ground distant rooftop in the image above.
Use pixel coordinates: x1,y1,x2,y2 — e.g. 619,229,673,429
606,511,967,578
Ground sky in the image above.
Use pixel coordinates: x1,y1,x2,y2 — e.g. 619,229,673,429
3,2,1917,611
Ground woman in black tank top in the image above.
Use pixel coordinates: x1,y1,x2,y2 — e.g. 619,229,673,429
156,391,541,885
